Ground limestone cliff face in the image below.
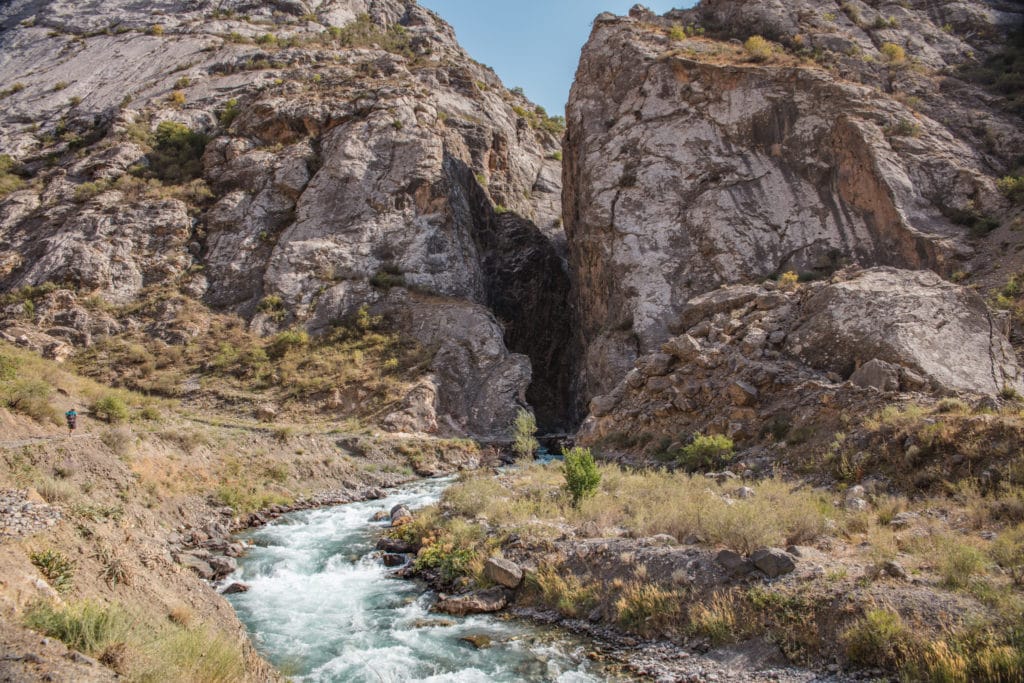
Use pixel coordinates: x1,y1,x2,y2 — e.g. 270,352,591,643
0,0,570,436
565,1,1024,401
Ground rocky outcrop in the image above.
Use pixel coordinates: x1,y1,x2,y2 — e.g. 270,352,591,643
786,268,1021,396
579,267,1024,448
565,2,1024,401
0,0,569,437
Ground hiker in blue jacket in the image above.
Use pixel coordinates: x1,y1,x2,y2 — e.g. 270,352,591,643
65,408,77,437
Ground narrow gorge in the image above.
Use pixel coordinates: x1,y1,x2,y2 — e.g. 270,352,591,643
1,0,1024,681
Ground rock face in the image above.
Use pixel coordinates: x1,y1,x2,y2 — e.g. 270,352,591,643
787,268,1021,396
579,267,1024,447
565,2,1024,401
0,0,570,436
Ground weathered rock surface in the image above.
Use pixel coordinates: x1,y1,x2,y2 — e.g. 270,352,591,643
434,586,508,615
565,2,1024,401
483,556,523,589
787,268,1023,396
579,267,1024,448
750,548,797,578
0,0,568,436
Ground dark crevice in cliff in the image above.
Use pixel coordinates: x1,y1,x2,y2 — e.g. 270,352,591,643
443,154,579,432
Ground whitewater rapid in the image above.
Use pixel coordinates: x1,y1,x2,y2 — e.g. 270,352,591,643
225,476,607,682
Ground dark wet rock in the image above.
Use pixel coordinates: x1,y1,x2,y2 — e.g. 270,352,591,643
377,537,416,554
222,582,250,595
382,553,406,567
460,634,493,649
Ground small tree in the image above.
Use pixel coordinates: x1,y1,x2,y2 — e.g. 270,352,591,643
563,447,601,507
511,409,539,461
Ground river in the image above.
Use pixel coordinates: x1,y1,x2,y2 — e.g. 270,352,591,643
224,476,611,682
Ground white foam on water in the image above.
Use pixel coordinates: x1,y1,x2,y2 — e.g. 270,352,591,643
226,477,606,682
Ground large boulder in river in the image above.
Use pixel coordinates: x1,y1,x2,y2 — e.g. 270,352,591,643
787,268,1024,396
434,587,509,616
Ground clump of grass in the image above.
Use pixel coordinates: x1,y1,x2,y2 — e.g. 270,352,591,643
842,608,914,668
938,540,987,588
688,592,738,645
34,476,77,503
990,526,1024,585
615,581,681,637
997,176,1024,205
24,600,128,655
146,626,246,683
526,563,599,618
30,550,75,593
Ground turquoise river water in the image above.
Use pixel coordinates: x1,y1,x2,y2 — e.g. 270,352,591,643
224,476,609,682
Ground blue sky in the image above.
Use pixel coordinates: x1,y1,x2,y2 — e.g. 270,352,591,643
419,1,694,116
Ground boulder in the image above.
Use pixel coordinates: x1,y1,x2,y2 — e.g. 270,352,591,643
636,353,674,377
850,359,900,392
460,634,493,649
434,587,509,616
715,549,753,577
377,537,416,554
381,553,406,567
390,504,413,526
176,553,215,580
787,269,1024,397
370,510,390,522
207,555,237,580
483,557,524,589
750,548,797,578
222,582,250,595
662,334,702,362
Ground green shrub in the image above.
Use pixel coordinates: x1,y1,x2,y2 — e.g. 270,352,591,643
744,35,773,62
939,541,987,588
563,446,601,507
0,154,26,198
1,378,60,424
511,408,539,461
990,526,1024,585
678,433,734,472
142,121,209,184
266,329,308,360
92,394,129,423
218,98,240,127
24,600,128,656
30,550,75,593
998,176,1024,205
843,608,914,668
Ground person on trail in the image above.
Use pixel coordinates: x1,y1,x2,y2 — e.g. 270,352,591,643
65,408,77,437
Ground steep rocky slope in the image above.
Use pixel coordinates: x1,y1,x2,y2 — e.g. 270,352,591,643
0,0,572,435
565,0,1024,402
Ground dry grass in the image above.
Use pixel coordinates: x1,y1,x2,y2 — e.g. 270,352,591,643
443,465,837,553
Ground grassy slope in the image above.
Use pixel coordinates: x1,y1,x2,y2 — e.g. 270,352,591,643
0,340,481,681
397,399,1024,680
